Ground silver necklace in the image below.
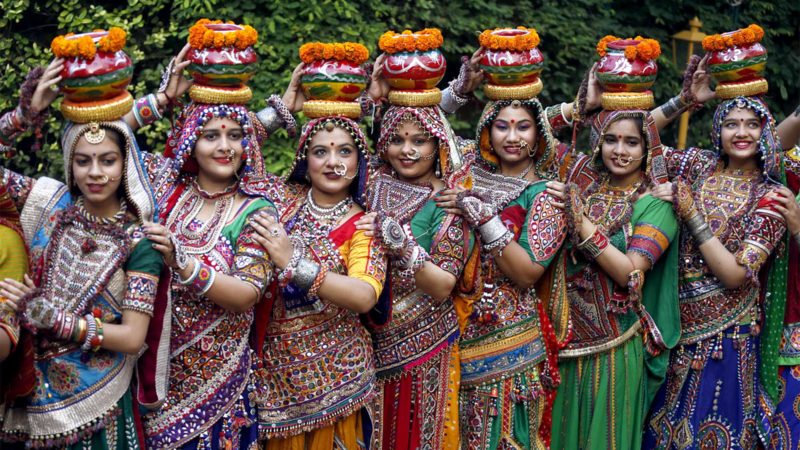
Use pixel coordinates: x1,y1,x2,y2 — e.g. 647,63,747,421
305,189,352,223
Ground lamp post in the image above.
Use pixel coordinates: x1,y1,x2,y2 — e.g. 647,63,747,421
672,17,706,149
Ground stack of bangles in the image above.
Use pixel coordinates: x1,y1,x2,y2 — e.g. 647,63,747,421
179,258,217,295
397,245,430,277
80,313,104,352
131,93,164,128
277,241,327,295
686,214,714,245
479,216,514,256
577,226,610,259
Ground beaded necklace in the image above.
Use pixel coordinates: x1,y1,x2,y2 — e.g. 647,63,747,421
191,178,239,200
583,173,645,238
166,181,236,254
75,197,128,254
304,189,353,226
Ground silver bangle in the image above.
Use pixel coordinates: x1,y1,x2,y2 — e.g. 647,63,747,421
256,106,282,135
439,86,470,115
178,258,201,285
197,267,217,295
686,214,713,245
478,215,508,244
293,258,320,291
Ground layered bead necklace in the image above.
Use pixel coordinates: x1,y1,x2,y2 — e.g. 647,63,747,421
75,197,128,254
303,189,352,227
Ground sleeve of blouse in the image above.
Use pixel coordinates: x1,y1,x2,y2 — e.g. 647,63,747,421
1,166,35,211
545,103,573,134
231,204,277,296
627,199,679,268
346,228,387,299
429,213,473,278
518,189,568,268
0,227,26,348
141,151,180,196
123,238,165,317
735,195,788,280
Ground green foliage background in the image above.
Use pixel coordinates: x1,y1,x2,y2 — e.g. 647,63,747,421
1,0,798,179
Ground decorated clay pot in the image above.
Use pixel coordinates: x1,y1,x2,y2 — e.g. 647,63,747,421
382,49,446,90
707,39,767,83
59,32,133,103
595,40,658,93
186,24,258,88
479,31,544,86
300,60,368,102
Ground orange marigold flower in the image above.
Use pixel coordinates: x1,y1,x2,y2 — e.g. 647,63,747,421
77,36,96,60
596,35,619,57
701,24,765,52
213,32,225,49
98,27,126,53
637,39,661,60
478,27,540,51
202,30,215,47
624,46,638,60
379,28,443,54
189,19,258,50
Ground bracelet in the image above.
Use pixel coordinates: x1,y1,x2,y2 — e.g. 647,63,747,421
0,107,26,146
658,94,691,121
267,94,298,137
178,258,201,285
440,86,470,115
577,226,609,259
277,238,304,288
171,235,190,271
293,258,320,291
398,245,431,277
307,265,328,298
92,317,104,352
686,214,714,245
482,229,514,256
74,317,88,343
478,216,508,244
81,313,97,352
190,262,217,295
132,93,163,128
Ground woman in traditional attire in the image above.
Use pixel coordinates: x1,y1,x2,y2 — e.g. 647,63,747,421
643,30,789,445
250,43,387,449
0,53,164,448
355,30,477,450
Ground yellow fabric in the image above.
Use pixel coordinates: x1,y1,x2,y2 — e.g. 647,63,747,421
0,226,26,282
0,225,26,347
442,344,461,450
264,411,362,450
341,228,385,299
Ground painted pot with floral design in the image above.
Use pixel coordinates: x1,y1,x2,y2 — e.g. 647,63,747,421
595,40,658,93
300,60,368,102
707,39,767,84
58,32,133,103
382,49,446,90
186,24,258,88
479,30,543,86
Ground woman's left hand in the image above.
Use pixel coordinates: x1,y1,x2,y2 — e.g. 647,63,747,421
651,182,674,203
144,222,181,268
690,54,716,104
159,44,193,105
769,186,800,235
546,181,567,209
354,212,377,237
250,212,292,269
0,274,35,309
434,187,466,215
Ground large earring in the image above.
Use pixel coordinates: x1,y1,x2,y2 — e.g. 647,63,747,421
304,172,311,182
434,156,442,179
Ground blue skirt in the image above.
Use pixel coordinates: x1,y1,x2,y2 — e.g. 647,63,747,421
768,366,800,449
179,387,259,450
643,324,772,449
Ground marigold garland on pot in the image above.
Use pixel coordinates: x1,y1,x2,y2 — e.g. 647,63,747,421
187,18,258,50
596,35,661,61
50,27,127,60
701,24,764,52
299,42,369,65
378,28,443,54
478,27,540,51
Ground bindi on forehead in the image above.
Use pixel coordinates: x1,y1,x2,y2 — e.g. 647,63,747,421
221,124,226,129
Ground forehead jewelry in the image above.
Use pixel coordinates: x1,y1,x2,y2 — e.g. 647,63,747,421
85,123,106,145
324,121,335,132
511,100,522,109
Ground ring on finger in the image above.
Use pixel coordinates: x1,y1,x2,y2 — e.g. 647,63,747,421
270,228,280,237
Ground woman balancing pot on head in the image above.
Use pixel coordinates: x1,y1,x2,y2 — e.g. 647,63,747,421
642,24,790,449
430,27,572,449
98,19,284,449
543,36,682,450
0,28,166,449
354,29,478,450
249,42,388,449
